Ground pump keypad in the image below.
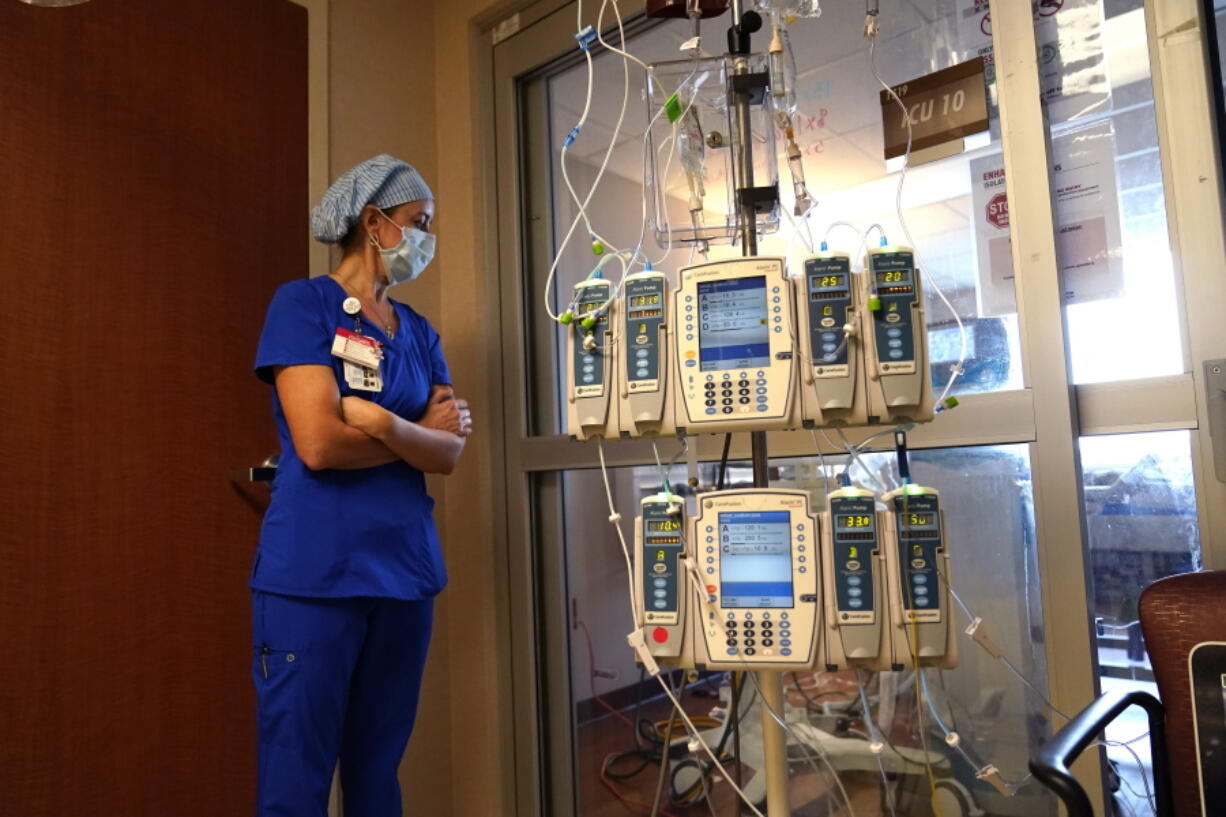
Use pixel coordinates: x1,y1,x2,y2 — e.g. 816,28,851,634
722,612,792,657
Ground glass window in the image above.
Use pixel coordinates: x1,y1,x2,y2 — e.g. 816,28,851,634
560,443,1052,816
1079,430,1201,816
1032,0,1185,383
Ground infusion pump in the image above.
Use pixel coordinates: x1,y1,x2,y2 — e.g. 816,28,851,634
818,486,890,671
688,489,820,671
633,492,688,659
565,278,618,440
881,484,956,669
861,246,934,424
671,257,800,435
629,486,955,673
795,252,870,428
617,270,675,438
564,252,934,439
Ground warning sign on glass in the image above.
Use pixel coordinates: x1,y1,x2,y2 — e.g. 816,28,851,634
880,58,989,160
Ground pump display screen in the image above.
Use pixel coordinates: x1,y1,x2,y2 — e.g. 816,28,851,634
647,519,682,532
876,270,912,285
810,273,848,300
718,511,793,608
576,301,600,314
836,514,872,529
630,294,661,307
904,513,937,529
697,277,770,371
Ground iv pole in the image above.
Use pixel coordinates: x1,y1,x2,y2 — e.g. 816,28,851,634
726,3,789,815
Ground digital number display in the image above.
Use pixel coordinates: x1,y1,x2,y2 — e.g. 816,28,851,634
630,294,661,307
847,546,859,559
836,514,873,530
576,301,601,314
907,514,932,526
811,274,846,289
647,519,681,532
875,270,911,285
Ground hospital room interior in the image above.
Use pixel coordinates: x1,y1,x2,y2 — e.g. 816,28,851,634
7,1,1226,816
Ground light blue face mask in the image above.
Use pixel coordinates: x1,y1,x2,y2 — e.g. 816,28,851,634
373,212,436,285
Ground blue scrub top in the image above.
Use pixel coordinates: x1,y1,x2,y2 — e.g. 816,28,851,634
251,275,450,600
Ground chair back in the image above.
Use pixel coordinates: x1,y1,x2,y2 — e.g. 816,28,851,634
1139,570,1226,817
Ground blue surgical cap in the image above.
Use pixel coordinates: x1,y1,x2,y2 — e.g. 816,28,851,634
310,154,434,244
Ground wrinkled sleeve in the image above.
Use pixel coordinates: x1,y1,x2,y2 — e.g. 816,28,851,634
254,281,334,384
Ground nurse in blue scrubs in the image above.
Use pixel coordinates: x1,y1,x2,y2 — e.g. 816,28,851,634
251,155,471,817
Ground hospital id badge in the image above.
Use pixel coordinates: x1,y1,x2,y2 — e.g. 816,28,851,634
332,328,383,368
343,360,383,392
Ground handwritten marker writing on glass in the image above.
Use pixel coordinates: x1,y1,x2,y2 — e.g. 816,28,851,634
343,297,362,316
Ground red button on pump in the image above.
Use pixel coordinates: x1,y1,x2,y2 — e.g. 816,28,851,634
652,627,669,644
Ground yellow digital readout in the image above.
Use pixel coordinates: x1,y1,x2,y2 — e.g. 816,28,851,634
879,271,905,282
907,513,932,526
647,519,681,532
816,275,843,288
837,514,872,529
630,294,661,307
576,301,600,314
847,546,859,558
822,305,834,316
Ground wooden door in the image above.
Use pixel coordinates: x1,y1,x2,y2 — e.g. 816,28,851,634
0,1,306,814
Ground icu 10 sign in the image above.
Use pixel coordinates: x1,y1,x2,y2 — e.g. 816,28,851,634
879,57,989,161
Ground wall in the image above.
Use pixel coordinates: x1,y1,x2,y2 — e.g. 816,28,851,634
432,0,523,814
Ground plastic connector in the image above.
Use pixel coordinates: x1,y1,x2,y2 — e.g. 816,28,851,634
575,25,598,51
559,311,574,325
941,396,960,411
581,316,597,330
867,297,882,311
563,125,581,148
583,334,597,352
966,617,1005,659
869,741,884,755
627,629,661,676
976,765,1015,797
663,93,683,124
591,239,605,256
819,240,829,252
944,732,961,748
608,512,622,524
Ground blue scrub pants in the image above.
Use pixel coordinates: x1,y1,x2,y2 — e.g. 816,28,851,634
251,590,433,817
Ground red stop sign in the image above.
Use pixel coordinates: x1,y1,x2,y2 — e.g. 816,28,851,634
986,193,1009,229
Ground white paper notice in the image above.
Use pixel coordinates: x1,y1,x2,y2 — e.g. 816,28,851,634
970,120,1124,317
958,0,1110,125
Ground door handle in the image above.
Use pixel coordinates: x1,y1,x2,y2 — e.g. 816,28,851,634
232,453,279,484
1206,359,1226,483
